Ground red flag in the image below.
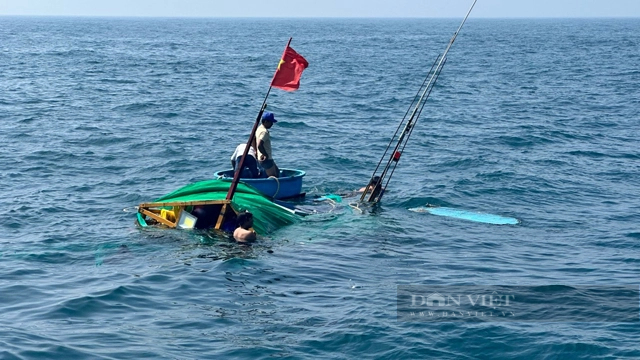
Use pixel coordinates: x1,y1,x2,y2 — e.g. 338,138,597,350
271,45,309,91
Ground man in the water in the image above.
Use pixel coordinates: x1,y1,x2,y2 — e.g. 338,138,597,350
359,176,383,200
233,211,256,242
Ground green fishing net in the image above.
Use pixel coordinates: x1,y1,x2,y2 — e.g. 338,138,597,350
152,179,301,234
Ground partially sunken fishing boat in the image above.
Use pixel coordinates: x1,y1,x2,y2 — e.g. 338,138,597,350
136,179,300,233
137,38,309,234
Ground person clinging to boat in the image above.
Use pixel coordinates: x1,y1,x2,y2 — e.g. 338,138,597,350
256,111,279,178
230,142,260,178
314,176,385,203
359,176,383,199
233,211,257,242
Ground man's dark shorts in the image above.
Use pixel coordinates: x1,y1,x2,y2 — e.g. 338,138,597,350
235,155,260,178
259,158,275,170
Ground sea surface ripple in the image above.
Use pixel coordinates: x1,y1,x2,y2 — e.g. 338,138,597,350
0,17,639,359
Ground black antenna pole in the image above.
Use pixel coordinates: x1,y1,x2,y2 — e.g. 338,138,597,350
361,0,478,203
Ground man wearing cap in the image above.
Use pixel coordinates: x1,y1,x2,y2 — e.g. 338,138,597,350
256,111,279,178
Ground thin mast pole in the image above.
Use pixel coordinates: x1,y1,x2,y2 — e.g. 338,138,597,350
404,0,478,134
359,55,441,202
215,38,292,229
224,37,292,202
223,90,269,202
363,0,477,203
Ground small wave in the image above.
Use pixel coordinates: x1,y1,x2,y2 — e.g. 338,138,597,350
17,117,37,124
278,121,310,129
99,78,137,84
566,150,639,159
152,112,179,119
496,135,537,148
112,102,158,111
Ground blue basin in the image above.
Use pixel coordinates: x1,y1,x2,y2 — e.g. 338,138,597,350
214,168,305,200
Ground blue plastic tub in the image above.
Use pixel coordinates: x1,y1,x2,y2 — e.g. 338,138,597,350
214,168,305,200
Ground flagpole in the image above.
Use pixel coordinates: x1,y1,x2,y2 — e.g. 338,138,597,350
215,38,293,230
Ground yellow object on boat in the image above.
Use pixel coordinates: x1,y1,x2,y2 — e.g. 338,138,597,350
160,209,176,222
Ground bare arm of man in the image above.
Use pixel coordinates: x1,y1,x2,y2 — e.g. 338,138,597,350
257,139,268,161
234,227,256,242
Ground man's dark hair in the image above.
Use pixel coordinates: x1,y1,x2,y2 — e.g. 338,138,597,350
237,211,253,226
369,176,382,198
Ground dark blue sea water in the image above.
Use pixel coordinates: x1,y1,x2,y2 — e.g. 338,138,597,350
1,16,639,359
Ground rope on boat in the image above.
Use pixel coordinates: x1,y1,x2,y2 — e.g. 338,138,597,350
348,202,364,214
269,175,280,199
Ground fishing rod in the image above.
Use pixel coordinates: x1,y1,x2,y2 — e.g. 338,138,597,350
360,0,478,203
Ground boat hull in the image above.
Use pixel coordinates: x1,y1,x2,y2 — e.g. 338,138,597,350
214,168,305,200
136,179,301,233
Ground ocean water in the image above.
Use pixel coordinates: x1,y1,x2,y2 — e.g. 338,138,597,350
1,16,639,359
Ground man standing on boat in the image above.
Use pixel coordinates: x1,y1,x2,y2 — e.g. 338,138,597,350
256,111,279,178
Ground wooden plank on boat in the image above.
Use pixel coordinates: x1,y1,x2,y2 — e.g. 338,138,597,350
139,208,177,228
215,203,229,230
138,200,231,208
